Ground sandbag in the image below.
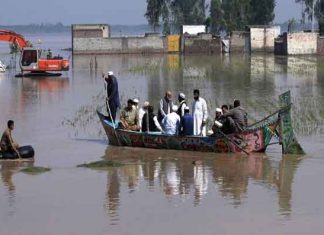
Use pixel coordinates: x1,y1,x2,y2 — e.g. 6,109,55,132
0,145,35,159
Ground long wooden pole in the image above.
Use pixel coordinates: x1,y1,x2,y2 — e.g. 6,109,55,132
247,104,291,129
104,78,121,146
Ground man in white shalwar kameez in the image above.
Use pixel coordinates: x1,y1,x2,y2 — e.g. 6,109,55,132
192,89,208,136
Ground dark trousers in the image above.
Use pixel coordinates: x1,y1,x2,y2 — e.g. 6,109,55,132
107,103,117,122
227,117,244,133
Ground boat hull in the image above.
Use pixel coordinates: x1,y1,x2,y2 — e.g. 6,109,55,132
97,111,277,154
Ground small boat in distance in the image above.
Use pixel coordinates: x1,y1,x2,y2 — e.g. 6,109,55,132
97,91,304,155
0,60,6,72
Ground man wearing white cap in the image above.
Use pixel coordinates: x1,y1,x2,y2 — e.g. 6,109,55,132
177,93,187,118
133,98,139,109
103,71,120,122
180,106,193,135
138,101,149,131
162,105,181,135
211,108,223,135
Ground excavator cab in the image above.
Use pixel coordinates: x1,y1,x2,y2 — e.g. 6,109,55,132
20,48,39,68
1,29,69,75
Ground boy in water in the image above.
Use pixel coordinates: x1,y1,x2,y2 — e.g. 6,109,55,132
0,120,21,159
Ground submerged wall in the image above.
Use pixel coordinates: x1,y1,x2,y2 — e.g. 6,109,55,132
73,34,167,54
275,32,318,55
248,26,280,53
286,32,317,55
317,36,324,55
183,34,221,54
230,31,248,53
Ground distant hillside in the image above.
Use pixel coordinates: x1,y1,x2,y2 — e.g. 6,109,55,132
277,21,316,33
0,23,159,36
0,23,70,33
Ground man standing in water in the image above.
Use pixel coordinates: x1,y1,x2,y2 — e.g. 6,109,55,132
192,89,208,136
104,71,121,122
0,120,21,159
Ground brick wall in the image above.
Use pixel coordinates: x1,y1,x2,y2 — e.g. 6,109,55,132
183,34,221,54
249,27,280,53
286,32,317,55
230,31,248,53
73,35,167,54
317,37,324,54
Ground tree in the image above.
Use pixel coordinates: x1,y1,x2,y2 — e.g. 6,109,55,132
296,0,324,31
170,0,206,33
145,0,165,32
287,18,297,32
145,0,207,34
222,0,250,32
210,0,223,34
249,0,275,25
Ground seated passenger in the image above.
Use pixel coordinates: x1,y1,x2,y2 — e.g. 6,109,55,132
180,107,193,135
0,120,21,159
221,100,248,133
211,108,223,134
138,101,149,131
141,106,163,133
47,49,52,59
120,99,140,131
162,105,180,135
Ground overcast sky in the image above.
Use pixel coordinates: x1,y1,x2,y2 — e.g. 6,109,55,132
0,0,302,25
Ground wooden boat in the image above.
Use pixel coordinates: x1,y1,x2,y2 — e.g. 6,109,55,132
97,91,304,155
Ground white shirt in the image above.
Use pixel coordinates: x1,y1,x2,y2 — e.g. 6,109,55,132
162,112,180,135
192,97,208,136
138,108,146,129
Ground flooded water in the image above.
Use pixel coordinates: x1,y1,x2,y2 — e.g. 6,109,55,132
1,32,324,234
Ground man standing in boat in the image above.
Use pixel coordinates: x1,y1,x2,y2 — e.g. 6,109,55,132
103,71,121,122
0,120,21,159
192,89,208,136
158,90,174,123
177,93,187,117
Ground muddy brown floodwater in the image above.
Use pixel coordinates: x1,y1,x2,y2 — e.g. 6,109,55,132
1,33,324,234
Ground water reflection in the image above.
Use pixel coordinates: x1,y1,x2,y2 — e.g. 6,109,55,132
105,169,120,225
0,160,34,216
0,160,34,193
71,53,324,138
103,147,301,221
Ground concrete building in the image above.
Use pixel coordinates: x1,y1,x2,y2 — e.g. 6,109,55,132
182,33,222,54
72,24,110,38
246,26,281,53
317,36,324,55
275,32,318,55
230,31,249,53
72,24,222,55
72,23,167,54
182,25,206,35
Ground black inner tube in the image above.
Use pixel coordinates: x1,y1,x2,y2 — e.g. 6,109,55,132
0,145,35,159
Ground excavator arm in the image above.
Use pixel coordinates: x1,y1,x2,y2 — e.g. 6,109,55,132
0,29,31,49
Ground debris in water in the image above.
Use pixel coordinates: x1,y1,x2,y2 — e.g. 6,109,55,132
77,160,123,169
20,166,51,175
